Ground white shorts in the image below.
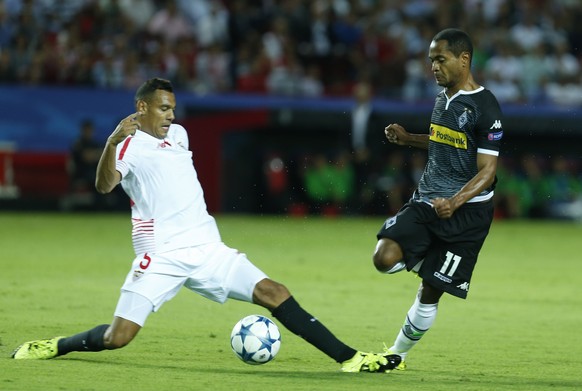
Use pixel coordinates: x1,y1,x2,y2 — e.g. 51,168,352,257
114,242,268,326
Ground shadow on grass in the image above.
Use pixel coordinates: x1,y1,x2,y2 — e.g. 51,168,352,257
62,356,390,379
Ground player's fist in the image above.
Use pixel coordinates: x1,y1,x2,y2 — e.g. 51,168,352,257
108,113,141,145
432,197,454,219
385,123,408,146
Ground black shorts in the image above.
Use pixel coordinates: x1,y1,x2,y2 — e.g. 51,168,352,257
376,199,494,299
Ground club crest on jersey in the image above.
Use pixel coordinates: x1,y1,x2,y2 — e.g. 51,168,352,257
132,269,144,281
458,110,468,129
384,216,397,229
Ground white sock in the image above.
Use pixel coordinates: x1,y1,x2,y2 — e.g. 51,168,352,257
384,261,406,274
390,295,438,359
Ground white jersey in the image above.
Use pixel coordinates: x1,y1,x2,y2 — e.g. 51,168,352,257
115,124,221,255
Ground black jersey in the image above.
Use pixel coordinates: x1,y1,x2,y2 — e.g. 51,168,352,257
416,87,503,202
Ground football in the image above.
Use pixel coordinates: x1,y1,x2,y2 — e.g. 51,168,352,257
230,315,281,365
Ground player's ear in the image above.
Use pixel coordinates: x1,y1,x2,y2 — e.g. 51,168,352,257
136,100,147,115
461,51,470,68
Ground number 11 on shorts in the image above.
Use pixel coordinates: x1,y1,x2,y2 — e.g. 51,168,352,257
440,251,462,277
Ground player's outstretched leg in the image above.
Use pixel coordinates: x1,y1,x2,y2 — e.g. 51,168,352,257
271,296,401,373
12,324,110,360
254,279,401,372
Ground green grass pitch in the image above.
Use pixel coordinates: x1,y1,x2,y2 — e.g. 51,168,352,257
0,212,581,391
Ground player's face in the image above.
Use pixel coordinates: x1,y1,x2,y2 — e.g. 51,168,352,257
428,40,464,90
137,90,176,139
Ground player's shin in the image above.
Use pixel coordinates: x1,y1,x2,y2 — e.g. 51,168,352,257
389,296,437,359
271,296,357,363
57,324,110,355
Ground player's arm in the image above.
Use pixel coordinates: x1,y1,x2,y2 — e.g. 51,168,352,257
385,123,429,149
433,153,498,218
95,143,121,194
95,113,140,194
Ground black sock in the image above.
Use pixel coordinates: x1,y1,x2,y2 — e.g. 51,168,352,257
271,297,357,363
57,324,109,356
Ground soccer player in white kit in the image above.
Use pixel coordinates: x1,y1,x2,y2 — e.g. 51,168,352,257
12,78,400,373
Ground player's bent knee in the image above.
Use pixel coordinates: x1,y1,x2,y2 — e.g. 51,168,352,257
253,279,291,310
372,251,387,271
373,239,403,272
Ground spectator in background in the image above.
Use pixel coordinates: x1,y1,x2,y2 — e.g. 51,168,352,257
331,5,362,51
9,32,33,82
547,40,580,81
330,150,355,214
121,50,148,90
262,15,299,95
348,80,384,211
509,10,544,52
401,51,430,102
70,119,102,191
373,150,409,216
354,21,405,97
261,152,290,214
196,41,231,93
262,15,292,66
302,151,355,215
544,156,582,220
544,73,582,107
0,1,16,50
519,43,552,102
176,0,211,27
486,72,522,104
494,158,534,219
303,153,335,213
194,0,228,49
62,119,104,210
171,36,199,91
92,51,124,88
408,152,426,185
115,0,156,30
0,50,15,82
483,41,521,79
297,63,324,97
235,42,270,93
302,2,335,62
519,154,550,218
543,40,582,106
350,81,375,157
148,0,193,44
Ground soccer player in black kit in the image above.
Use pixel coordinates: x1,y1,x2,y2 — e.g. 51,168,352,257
373,28,504,370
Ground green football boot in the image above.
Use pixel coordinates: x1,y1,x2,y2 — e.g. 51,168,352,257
12,337,64,360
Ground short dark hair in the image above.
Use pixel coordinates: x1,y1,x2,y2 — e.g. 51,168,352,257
433,28,473,64
135,78,173,103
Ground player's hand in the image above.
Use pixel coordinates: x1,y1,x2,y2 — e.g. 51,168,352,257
432,197,455,219
385,123,408,146
108,113,141,145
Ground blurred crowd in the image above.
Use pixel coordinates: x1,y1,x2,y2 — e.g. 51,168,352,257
495,153,582,220
260,147,582,220
2,0,582,219
1,0,582,105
